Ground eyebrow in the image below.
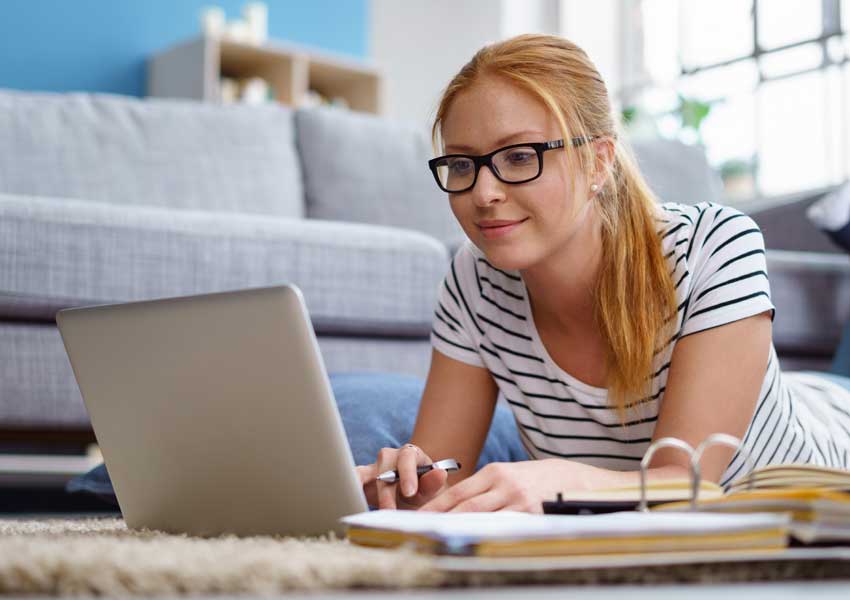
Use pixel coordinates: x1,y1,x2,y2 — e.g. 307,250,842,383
444,130,546,153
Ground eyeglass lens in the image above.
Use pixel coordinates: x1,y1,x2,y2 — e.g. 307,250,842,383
434,146,540,192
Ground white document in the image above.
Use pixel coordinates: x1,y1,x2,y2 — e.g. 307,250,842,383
341,509,789,542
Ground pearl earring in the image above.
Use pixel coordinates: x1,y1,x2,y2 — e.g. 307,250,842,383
590,184,599,192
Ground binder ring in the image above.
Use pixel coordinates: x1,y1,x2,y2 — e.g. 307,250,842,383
638,437,696,512
692,433,755,498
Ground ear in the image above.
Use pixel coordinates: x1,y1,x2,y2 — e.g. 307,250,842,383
591,137,616,188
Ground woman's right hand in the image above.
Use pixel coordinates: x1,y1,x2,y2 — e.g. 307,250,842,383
356,444,450,510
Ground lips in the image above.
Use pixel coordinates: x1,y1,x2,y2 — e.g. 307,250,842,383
477,218,527,229
477,218,528,239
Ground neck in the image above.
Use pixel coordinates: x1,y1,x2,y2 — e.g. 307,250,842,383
520,202,603,335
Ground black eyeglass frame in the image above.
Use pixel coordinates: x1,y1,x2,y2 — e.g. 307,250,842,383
427,136,596,194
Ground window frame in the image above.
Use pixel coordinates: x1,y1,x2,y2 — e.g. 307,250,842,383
620,0,848,201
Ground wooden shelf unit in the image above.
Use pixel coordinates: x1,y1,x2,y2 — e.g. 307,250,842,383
148,35,383,114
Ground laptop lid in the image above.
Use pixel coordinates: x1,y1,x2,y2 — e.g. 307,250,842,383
56,285,368,537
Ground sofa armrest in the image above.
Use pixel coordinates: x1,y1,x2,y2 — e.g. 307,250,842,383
767,249,850,356
746,187,846,254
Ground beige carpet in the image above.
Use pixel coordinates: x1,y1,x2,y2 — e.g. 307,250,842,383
0,517,442,595
3,517,850,596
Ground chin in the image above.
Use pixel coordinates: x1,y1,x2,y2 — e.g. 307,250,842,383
476,242,537,272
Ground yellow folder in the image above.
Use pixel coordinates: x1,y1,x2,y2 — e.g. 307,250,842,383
342,510,789,557
654,464,850,544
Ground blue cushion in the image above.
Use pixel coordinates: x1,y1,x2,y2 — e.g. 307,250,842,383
828,221,850,253
66,461,118,506
66,371,528,505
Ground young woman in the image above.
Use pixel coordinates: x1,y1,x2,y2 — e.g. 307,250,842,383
356,34,850,512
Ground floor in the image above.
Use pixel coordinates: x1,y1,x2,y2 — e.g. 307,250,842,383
3,487,849,599
279,583,850,599
4,582,850,599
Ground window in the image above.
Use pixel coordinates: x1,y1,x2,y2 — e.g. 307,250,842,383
622,0,849,201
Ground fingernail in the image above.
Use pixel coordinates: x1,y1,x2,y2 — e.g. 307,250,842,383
403,483,415,497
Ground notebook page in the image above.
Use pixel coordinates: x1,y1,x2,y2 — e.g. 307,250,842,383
341,510,789,542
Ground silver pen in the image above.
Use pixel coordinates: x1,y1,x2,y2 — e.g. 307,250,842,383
376,458,461,483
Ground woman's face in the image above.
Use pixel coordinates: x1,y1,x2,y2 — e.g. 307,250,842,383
440,75,596,271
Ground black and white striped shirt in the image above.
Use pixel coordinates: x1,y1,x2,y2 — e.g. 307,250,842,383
431,202,850,486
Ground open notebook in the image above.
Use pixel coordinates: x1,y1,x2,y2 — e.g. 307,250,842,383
655,464,850,544
344,434,850,555
341,510,789,557
542,479,723,514
726,463,850,493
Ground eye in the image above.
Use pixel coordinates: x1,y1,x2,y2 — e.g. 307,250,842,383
506,150,536,165
447,158,473,174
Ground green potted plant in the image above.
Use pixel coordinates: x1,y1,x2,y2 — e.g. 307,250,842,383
719,156,757,199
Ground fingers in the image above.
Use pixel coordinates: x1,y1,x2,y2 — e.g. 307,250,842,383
356,465,379,507
502,502,544,514
395,444,427,498
356,464,377,485
372,444,441,510
449,489,506,512
419,470,492,512
375,447,400,509
415,467,448,500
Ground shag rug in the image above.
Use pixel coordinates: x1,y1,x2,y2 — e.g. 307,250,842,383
0,517,440,596
2,517,850,596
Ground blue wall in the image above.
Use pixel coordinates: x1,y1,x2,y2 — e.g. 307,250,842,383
0,0,367,97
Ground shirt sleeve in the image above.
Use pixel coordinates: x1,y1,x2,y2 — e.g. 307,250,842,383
680,206,776,338
429,245,486,367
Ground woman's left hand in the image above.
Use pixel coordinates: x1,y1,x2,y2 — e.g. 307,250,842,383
417,459,598,513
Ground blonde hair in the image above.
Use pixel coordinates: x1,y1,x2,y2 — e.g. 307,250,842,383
431,34,677,416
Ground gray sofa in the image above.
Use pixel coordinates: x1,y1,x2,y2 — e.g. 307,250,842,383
1,89,848,447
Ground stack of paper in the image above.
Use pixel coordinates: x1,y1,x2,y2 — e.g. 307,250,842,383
727,464,850,493
542,478,723,514
341,510,789,557
655,465,850,544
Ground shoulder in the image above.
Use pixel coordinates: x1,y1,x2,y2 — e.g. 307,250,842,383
446,240,480,290
440,241,483,314
658,202,765,266
670,203,774,335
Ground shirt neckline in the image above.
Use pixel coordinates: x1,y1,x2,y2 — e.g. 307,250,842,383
518,276,609,400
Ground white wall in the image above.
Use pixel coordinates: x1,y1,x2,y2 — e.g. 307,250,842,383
369,0,566,131
369,0,501,132
559,0,627,107
501,0,560,39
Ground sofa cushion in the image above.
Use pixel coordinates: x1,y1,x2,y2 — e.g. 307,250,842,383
0,193,448,336
0,89,304,218
767,249,850,356
295,106,465,247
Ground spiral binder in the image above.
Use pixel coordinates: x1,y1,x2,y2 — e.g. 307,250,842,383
543,433,755,515
637,433,755,511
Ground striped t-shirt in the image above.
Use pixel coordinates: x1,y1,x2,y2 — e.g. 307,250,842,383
431,201,850,486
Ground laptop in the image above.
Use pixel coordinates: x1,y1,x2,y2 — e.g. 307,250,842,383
56,285,368,537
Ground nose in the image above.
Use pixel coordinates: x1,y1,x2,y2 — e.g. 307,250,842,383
469,164,506,208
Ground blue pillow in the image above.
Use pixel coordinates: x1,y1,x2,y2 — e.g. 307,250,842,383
66,461,118,506
829,221,850,252
67,371,529,505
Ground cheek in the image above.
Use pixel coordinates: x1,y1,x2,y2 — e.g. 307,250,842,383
530,180,574,226
448,198,477,235
448,197,465,223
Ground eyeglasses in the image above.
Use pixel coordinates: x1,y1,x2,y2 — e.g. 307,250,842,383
427,137,595,194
